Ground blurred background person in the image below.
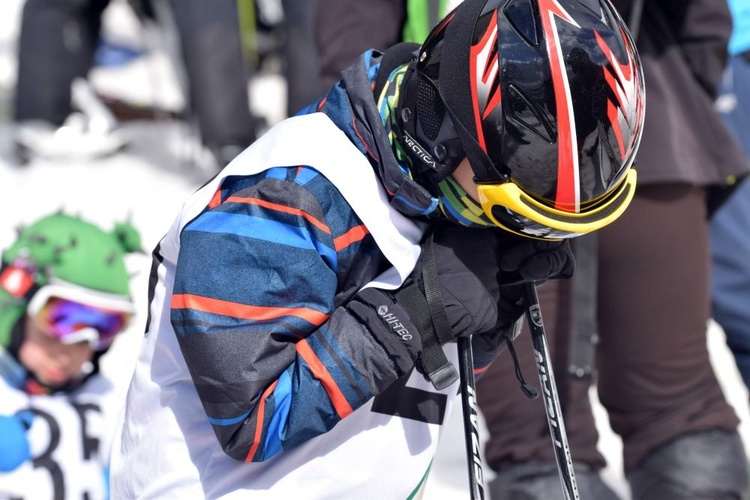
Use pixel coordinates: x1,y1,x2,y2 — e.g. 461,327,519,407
476,0,750,498
13,0,258,169
280,0,322,117
711,0,750,400
315,0,454,91
0,212,141,499
316,0,406,91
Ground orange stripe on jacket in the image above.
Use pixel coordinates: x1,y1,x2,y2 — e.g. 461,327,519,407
225,196,331,234
172,294,329,326
296,339,353,419
245,380,279,462
333,224,369,251
208,189,223,209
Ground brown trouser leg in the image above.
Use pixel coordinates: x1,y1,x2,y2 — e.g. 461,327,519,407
477,184,740,474
477,277,608,471
597,184,739,471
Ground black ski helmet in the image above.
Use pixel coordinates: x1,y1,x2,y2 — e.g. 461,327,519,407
397,0,645,239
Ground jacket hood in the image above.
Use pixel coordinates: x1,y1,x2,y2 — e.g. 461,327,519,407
316,50,438,218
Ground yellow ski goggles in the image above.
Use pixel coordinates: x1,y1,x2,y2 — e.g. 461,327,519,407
476,169,637,240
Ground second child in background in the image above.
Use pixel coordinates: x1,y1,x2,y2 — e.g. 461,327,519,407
0,213,141,499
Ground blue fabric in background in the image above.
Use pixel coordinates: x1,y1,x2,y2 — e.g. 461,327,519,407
711,53,750,391
94,39,145,68
727,0,750,55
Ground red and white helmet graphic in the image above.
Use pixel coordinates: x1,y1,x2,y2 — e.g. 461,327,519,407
409,0,645,231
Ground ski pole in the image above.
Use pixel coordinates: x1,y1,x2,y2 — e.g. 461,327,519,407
457,336,485,500
523,283,580,500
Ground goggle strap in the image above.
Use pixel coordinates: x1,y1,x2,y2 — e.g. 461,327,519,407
427,0,507,184
433,78,507,183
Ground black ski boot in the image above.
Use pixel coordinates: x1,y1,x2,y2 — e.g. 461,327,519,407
627,429,749,500
489,461,621,499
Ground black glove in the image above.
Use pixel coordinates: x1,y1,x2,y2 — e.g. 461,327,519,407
345,223,500,385
345,224,575,384
494,229,575,285
425,225,502,338
490,230,575,331
347,286,423,378
344,224,499,387
426,224,575,337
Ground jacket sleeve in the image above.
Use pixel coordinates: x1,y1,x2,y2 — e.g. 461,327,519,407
170,168,411,463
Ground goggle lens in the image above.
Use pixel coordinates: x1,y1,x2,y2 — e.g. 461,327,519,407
36,297,130,348
488,205,584,239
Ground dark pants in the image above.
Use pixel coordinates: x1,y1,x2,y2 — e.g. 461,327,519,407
477,184,740,473
15,0,110,126
170,0,255,149
281,0,322,117
314,0,405,91
14,0,256,150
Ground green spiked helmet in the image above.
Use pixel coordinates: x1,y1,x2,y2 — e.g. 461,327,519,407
0,212,142,351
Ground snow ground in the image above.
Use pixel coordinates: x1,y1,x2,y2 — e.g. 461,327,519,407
1,1,749,498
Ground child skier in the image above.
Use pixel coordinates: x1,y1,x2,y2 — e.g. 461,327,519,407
0,212,141,499
112,0,644,497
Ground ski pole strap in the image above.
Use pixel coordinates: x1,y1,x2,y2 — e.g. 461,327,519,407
419,230,454,342
395,230,458,390
394,283,458,389
568,233,598,380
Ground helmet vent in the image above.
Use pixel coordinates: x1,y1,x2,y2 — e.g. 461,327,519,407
504,0,539,48
576,0,604,18
417,78,445,141
507,84,554,142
